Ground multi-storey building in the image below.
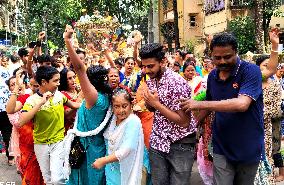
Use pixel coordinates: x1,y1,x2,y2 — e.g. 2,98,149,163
157,0,256,54
203,0,252,35
0,0,25,45
270,4,284,30
158,0,204,49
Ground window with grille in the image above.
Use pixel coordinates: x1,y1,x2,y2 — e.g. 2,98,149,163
189,16,196,27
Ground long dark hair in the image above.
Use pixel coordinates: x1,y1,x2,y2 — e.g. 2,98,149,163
59,68,75,91
255,55,270,66
87,65,112,95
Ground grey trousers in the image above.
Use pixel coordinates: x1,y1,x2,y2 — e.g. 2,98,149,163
213,154,259,185
149,140,195,185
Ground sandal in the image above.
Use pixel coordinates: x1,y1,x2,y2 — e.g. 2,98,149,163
8,159,14,166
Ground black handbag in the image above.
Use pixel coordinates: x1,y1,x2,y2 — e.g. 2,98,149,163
69,136,86,169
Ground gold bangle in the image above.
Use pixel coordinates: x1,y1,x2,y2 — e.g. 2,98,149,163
271,49,279,53
10,92,19,97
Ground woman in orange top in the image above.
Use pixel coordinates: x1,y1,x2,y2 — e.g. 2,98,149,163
6,70,45,185
134,79,153,149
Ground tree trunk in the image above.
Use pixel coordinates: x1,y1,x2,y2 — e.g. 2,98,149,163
263,0,275,50
167,38,173,52
148,0,154,43
254,0,265,53
263,16,272,49
173,0,180,50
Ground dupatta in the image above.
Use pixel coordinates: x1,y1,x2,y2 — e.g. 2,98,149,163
104,114,144,185
63,106,113,179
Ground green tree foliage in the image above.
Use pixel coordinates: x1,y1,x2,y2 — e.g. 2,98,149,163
80,0,150,28
24,0,82,48
22,0,150,49
228,16,257,55
262,0,282,46
237,0,282,53
160,22,174,51
185,38,197,54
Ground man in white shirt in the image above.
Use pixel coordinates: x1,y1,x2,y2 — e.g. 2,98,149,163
0,63,14,165
79,9,90,22
9,55,22,75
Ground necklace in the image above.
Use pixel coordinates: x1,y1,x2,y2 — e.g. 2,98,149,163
66,90,79,100
184,76,193,82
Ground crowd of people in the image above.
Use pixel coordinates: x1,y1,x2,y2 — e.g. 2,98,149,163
0,10,284,185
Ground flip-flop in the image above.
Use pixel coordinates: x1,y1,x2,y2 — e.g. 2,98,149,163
8,160,14,166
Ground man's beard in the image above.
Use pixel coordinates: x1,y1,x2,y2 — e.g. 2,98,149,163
155,67,165,80
216,63,234,71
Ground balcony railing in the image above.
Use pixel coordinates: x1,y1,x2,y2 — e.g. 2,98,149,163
204,0,225,15
230,0,252,8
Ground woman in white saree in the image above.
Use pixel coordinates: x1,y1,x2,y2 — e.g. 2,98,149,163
92,87,144,185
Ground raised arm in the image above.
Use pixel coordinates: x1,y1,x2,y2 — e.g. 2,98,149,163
6,69,25,114
262,28,280,78
6,94,23,114
133,34,142,67
63,25,98,109
103,47,115,68
27,48,35,77
36,31,45,56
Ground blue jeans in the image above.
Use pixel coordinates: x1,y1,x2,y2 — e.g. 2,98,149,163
149,139,195,185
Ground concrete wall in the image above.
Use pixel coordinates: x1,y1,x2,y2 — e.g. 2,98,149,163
158,0,204,46
181,0,203,42
203,10,228,35
270,5,284,30
203,0,252,35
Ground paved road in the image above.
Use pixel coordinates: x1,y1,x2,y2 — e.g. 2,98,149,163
0,152,204,185
1,152,284,185
0,153,21,185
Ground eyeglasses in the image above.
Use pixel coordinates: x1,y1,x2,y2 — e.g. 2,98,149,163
212,55,234,61
203,59,212,63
